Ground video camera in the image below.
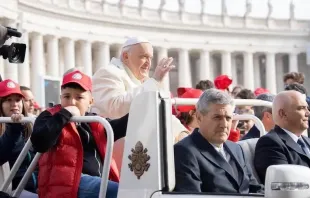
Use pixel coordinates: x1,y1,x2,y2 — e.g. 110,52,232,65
0,25,26,64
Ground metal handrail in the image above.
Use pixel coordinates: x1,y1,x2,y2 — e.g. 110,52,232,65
233,114,266,137
0,116,114,198
0,117,36,193
172,98,273,108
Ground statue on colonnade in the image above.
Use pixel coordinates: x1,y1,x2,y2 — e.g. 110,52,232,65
138,0,144,16
222,0,228,16
267,0,273,19
178,0,185,20
244,0,252,18
200,0,206,15
290,0,296,20
118,0,126,14
159,0,166,19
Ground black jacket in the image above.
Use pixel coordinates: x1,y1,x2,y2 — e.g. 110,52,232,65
241,125,261,140
0,124,37,193
254,125,310,183
31,108,128,176
174,129,262,194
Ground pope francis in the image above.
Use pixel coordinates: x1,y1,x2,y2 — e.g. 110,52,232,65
93,38,188,124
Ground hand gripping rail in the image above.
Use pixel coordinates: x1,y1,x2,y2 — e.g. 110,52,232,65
0,116,114,198
0,117,36,194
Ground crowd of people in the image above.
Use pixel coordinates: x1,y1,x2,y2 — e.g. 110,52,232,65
0,36,309,198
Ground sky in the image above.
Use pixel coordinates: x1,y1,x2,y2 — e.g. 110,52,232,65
106,0,310,19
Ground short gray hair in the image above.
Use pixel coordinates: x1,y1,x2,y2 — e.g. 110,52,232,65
196,88,234,115
119,45,132,61
253,93,275,120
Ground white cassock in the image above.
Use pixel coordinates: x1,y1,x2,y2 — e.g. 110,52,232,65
92,57,188,140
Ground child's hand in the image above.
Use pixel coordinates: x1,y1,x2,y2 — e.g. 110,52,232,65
64,106,81,116
11,113,24,123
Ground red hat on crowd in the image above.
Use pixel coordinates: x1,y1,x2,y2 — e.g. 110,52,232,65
177,87,192,97
177,88,203,113
33,101,40,109
170,92,178,116
214,75,232,91
62,70,92,91
254,88,269,96
0,79,24,98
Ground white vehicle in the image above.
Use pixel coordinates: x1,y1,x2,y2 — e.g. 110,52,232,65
1,91,310,198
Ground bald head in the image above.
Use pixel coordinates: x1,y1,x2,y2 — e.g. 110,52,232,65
272,90,309,135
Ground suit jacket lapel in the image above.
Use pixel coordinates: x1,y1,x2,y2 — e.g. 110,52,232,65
191,130,239,186
224,142,244,186
276,126,308,158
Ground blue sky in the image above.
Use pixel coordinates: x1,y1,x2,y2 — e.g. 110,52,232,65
106,0,310,19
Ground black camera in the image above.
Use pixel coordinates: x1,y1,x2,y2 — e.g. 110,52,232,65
0,43,26,63
0,26,26,64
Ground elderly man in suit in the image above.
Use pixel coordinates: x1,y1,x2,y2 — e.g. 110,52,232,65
174,88,262,194
254,90,310,183
241,93,275,140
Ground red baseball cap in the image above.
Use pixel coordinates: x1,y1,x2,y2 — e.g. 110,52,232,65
254,87,269,96
0,79,24,98
33,101,40,109
214,75,232,90
177,88,203,112
62,70,92,91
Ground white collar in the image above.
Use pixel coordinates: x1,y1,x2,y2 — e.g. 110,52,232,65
282,128,300,143
110,57,142,85
210,143,224,152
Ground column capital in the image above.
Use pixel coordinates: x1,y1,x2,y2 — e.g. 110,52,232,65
45,34,59,40
289,51,300,56
29,32,43,39
61,37,77,43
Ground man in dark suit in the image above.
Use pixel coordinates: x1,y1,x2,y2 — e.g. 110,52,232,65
242,93,275,140
254,90,310,183
174,89,262,194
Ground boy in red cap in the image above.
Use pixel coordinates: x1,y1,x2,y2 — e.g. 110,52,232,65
31,70,128,198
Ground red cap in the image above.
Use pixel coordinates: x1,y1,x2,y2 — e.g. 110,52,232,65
254,88,269,96
214,75,232,90
177,88,203,112
0,79,23,98
170,92,178,116
177,87,192,97
62,70,92,91
33,101,40,109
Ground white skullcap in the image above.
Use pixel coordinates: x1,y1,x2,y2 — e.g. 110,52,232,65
122,37,150,48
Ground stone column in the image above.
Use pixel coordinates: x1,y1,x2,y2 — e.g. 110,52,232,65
199,50,210,80
243,51,254,90
221,51,232,77
178,48,192,87
62,38,75,74
46,35,59,77
30,33,44,98
253,54,261,88
157,47,170,91
289,52,298,72
94,42,110,73
18,31,30,87
266,52,277,94
80,40,92,76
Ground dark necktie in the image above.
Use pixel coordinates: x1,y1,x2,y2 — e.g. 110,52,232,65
297,138,310,157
